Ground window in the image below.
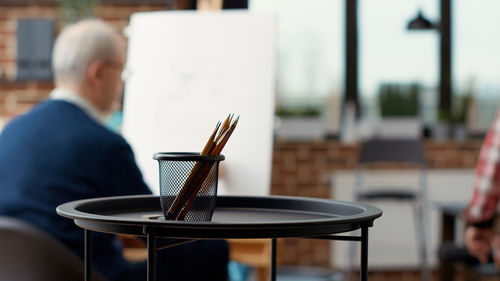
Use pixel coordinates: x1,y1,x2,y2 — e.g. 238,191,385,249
16,19,54,81
250,0,344,109
359,0,438,125
453,0,500,133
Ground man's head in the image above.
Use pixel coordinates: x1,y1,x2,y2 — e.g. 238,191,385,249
52,19,126,114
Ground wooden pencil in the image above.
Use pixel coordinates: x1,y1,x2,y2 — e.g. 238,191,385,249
167,114,239,220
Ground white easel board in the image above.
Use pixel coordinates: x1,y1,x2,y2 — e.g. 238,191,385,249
122,10,276,196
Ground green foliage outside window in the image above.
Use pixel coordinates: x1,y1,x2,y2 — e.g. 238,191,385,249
438,91,473,124
378,83,420,117
275,105,322,117
451,91,473,124
57,0,100,27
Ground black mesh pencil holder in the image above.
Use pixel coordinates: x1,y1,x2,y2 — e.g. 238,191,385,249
153,152,224,222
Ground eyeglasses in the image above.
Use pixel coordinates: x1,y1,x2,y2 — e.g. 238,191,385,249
104,60,131,82
120,68,132,82
105,60,124,70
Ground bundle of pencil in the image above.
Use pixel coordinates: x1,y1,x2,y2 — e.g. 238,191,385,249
166,114,239,220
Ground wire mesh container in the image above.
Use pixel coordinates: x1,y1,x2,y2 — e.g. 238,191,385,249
153,152,225,222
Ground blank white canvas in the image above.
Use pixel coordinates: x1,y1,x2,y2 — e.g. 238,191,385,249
122,10,276,196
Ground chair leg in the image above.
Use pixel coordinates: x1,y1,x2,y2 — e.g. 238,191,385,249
414,201,431,281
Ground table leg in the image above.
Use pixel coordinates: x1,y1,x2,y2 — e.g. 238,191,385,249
147,233,156,281
270,238,277,281
85,229,92,281
360,227,368,281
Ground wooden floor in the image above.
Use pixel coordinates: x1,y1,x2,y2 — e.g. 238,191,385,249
345,269,499,281
272,268,500,281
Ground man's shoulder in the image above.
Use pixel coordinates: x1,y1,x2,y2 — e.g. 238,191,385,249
11,99,90,126
5,99,126,146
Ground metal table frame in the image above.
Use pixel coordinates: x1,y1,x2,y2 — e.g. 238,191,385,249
58,195,381,281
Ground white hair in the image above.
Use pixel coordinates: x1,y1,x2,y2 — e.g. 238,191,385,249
52,19,120,85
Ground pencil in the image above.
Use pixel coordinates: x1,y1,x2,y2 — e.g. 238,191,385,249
167,114,239,221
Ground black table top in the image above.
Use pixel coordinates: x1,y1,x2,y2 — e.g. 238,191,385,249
57,195,382,239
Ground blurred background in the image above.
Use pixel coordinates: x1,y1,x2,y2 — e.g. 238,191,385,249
0,0,498,280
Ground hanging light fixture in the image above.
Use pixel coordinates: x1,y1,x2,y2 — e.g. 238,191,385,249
407,10,434,30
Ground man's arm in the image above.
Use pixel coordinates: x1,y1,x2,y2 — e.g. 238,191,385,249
464,111,500,262
464,112,500,225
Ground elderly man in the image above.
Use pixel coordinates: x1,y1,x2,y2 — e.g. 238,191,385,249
0,19,228,281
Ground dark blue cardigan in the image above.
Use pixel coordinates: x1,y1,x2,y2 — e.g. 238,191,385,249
0,100,151,281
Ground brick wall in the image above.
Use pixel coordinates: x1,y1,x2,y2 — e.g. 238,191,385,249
272,139,482,267
0,3,58,81
0,1,167,120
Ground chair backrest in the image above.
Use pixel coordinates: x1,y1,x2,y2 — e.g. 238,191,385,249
0,216,108,281
358,139,425,165
354,138,427,200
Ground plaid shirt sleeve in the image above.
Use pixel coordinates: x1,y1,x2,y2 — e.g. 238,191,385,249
464,111,500,225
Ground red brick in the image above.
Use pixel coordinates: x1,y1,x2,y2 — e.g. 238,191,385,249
0,30,15,36
137,5,165,11
18,90,50,103
33,81,54,90
0,81,26,90
0,47,7,59
97,5,120,18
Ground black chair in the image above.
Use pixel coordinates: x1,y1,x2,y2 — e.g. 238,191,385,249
0,216,108,281
438,242,494,281
351,139,430,280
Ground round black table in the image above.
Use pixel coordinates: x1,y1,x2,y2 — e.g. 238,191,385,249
57,195,382,281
